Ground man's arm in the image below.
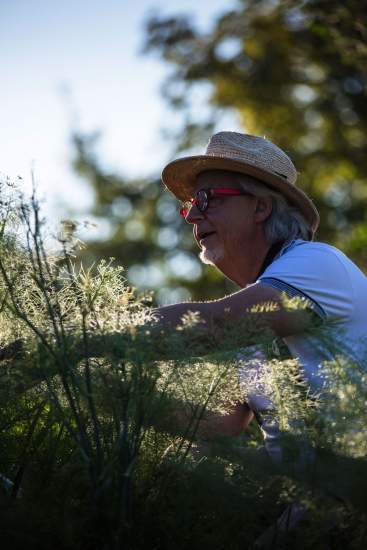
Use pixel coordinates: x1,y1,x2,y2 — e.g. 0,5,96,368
153,282,316,338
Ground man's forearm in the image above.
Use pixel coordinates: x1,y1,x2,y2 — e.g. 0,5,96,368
153,282,316,339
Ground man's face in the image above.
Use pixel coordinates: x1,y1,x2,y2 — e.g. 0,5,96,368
184,170,260,271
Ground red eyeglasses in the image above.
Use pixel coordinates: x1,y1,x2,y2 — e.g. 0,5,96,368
179,187,253,218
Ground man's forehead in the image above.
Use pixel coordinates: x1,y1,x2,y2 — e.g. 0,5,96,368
194,169,245,190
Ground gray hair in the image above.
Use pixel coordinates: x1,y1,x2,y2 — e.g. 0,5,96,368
236,174,312,244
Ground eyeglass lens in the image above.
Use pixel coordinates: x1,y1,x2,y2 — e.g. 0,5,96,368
179,190,209,217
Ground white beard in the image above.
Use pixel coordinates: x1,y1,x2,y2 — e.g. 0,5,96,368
199,245,225,266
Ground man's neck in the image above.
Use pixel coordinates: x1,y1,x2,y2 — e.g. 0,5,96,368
218,240,271,288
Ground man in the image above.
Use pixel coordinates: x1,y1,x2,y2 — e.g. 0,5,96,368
153,131,367,445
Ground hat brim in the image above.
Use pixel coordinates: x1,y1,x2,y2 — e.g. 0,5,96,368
162,155,320,235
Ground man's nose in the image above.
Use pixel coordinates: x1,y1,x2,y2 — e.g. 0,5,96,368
185,203,205,224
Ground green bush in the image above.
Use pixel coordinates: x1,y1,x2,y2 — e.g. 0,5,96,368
0,178,366,549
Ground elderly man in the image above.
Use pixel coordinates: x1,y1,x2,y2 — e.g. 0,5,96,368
153,131,367,447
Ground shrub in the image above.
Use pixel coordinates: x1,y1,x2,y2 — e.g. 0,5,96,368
0,178,366,549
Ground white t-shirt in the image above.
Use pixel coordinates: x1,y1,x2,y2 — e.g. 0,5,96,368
258,239,367,390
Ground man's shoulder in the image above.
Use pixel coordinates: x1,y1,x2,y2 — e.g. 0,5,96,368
277,239,364,278
259,238,367,322
275,239,358,272
255,241,334,321
279,239,342,258
260,238,363,297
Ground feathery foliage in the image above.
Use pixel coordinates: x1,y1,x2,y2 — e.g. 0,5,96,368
0,178,366,549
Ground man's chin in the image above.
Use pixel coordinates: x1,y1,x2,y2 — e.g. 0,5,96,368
199,247,224,266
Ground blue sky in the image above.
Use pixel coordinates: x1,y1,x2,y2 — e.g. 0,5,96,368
1,0,238,225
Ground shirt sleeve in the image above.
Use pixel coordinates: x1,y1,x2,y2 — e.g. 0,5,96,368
258,242,354,322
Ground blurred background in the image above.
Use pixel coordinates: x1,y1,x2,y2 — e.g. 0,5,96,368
1,0,366,304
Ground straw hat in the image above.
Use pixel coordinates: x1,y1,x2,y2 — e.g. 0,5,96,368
162,131,320,235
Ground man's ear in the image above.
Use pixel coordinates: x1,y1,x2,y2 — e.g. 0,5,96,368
254,197,272,222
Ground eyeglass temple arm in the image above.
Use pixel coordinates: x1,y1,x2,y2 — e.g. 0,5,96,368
209,188,249,196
